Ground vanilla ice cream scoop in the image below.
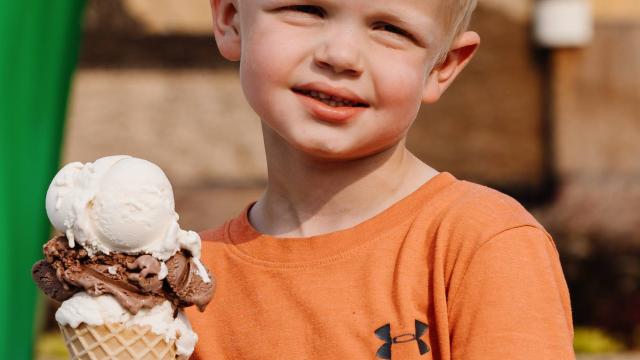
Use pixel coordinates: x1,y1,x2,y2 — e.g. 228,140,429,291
91,157,175,252
46,156,204,262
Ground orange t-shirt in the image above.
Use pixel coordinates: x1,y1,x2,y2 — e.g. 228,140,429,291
187,172,574,359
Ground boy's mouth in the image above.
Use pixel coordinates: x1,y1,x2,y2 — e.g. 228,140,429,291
292,88,369,108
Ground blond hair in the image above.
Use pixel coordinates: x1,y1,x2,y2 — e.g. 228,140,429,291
436,0,478,64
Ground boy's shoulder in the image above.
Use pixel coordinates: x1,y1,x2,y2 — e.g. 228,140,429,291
432,177,553,251
444,179,543,228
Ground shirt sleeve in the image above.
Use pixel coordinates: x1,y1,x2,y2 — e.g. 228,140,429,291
447,225,575,360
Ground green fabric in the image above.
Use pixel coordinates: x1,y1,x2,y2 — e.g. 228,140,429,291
0,1,85,358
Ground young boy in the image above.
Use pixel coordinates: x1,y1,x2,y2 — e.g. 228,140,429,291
186,0,575,358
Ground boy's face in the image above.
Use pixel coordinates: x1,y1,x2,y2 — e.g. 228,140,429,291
213,0,477,160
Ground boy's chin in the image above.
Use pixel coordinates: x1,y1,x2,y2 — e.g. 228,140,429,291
290,141,394,163
300,150,362,163
264,123,396,162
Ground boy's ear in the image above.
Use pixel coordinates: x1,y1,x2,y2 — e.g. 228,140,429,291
210,0,241,61
422,31,480,104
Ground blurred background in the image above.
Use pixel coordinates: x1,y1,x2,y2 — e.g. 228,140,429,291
1,0,639,358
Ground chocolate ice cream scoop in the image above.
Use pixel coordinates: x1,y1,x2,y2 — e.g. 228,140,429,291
32,236,215,314
126,255,164,293
31,260,76,302
166,252,215,311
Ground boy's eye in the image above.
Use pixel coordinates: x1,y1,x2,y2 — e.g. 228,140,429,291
374,22,414,41
281,5,326,17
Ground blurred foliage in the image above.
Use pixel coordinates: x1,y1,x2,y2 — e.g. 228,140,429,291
34,332,68,360
574,327,625,354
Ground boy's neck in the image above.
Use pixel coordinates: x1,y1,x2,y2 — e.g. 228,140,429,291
249,129,439,238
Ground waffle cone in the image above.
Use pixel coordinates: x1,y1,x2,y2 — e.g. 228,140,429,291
59,322,177,359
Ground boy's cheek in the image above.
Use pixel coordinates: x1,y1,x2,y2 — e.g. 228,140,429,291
373,65,425,110
241,40,281,79
239,46,285,109
241,34,303,84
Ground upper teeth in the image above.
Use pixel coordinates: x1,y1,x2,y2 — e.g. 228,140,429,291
301,90,363,107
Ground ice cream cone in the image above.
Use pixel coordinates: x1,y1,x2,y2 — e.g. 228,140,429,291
59,322,177,360
34,156,215,359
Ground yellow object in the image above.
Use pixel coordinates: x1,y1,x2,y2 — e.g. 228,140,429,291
573,327,624,354
35,332,69,360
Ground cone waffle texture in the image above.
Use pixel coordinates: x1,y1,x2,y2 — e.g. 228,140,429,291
59,323,177,360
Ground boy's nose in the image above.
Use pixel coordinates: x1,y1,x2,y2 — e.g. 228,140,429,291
313,35,363,77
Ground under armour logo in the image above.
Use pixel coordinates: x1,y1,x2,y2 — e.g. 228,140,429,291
374,320,430,359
